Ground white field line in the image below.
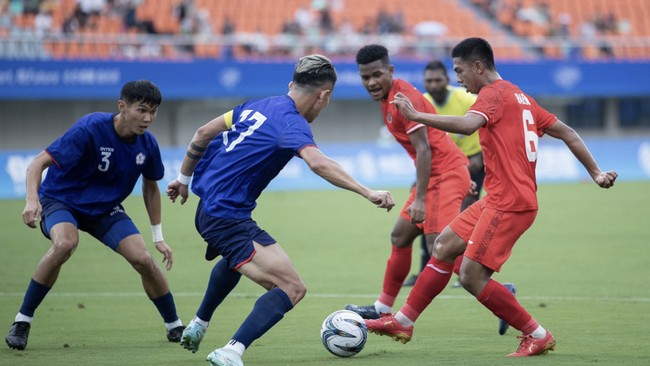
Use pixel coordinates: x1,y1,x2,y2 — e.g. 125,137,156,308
0,292,649,303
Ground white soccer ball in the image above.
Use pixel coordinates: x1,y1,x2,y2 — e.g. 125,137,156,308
320,310,368,357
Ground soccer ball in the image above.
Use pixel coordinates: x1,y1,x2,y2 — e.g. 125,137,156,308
320,310,368,357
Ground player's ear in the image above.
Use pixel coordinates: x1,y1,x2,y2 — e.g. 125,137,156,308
318,89,331,103
474,60,483,74
288,81,294,91
117,99,126,112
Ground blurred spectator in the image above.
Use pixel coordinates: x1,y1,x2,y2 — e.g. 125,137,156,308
220,15,235,59
516,0,550,26
33,5,53,37
78,0,105,16
63,4,85,34
377,8,404,34
123,0,155,34
221,15,234,35
0,0,13,33
294,5,313,34
173,0,190,24
318,6,333,33
579,18,597,39
22,0,40,15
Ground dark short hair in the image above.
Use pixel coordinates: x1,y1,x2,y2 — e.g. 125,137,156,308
424,60,448,75
293,54,337,89
451,37,496,71
356,44,390,66
120,80,162,106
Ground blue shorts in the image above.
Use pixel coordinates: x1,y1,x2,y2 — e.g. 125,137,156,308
39,196,140,251
195,201,276,270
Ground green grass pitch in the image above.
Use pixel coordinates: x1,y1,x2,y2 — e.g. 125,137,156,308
1,181,649,365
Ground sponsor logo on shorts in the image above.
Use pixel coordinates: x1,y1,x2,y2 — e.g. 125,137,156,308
109,205,124,216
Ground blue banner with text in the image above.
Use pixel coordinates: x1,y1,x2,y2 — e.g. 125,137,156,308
1,59,649,100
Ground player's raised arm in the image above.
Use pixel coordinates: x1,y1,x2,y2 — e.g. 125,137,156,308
543,119,618,188
299,146,394,211
167,112,232,204
391,92,485,135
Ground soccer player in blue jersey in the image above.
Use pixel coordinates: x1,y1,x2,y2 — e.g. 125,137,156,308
5,80,184,351
166,54,395,366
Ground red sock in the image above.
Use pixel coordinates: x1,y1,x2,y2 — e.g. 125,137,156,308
400,256,453,322
477,279,539,334
452,255,463,275
378,245,412,307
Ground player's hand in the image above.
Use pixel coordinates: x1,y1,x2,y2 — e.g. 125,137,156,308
367,190,395,212
594,170,618,189
390,92,419,121
154,240,174,271
407,198,426,224
22,198,42,228
166,180,189,204
468,180,478,196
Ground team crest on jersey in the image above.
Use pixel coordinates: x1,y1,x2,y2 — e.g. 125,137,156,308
386,114,392,124
136,152,146,165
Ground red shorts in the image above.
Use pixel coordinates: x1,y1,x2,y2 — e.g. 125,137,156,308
450,199,537,272
400,164,470,234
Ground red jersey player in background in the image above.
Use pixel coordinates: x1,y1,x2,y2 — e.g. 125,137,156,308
345,44,470,320
368,37,617,357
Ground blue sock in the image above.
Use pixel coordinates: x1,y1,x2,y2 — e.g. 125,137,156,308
233,288,294,347
197,259,242,321
19,279,51,317
152,292,179,323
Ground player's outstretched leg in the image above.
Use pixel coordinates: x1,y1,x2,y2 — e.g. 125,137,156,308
498,283,517,335
5,322,30,350
507,330,556,357
207,348,244,366
180,319,206,353
364,314,413,344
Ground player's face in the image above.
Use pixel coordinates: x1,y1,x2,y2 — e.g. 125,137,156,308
358,60,393,101
423,69,449,101
453,58,479,94
122,101,158,135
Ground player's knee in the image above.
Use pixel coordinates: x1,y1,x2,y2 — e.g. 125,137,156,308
50,238,78,261
282,280,307,305
128,252,156,274
390,231,411,248
458,269,488,297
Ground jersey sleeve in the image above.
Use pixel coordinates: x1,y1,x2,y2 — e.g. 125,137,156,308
44,123,91,169
278,117,316,153
468,85,502,125
402,86,434,134
142,135,165,181
533,103,557,136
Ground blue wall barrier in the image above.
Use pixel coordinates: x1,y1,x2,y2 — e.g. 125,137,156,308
1,59,649,100
1,137,648,200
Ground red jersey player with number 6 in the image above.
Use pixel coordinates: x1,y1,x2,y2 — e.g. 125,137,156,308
367,37,618,358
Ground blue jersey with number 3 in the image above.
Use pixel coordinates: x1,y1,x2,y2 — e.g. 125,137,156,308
192,95,316,219
39,112,165,216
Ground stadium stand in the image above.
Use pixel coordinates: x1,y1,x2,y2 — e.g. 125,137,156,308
470,0,649,59
0,0,648,60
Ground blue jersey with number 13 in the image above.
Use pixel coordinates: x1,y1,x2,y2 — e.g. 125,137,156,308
192,95,316,219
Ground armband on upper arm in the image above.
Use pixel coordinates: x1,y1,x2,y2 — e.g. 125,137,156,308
224,110,234,129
